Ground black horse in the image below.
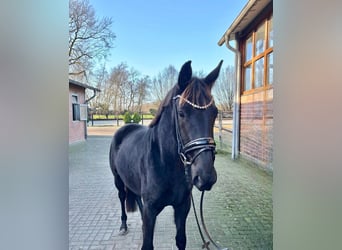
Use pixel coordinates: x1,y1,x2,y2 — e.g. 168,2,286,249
109,60,223,250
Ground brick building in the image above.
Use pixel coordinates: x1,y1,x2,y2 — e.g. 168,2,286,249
218,0,273,169
69,79,100,144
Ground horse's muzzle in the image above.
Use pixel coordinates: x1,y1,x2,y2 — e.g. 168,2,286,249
193,168,217,191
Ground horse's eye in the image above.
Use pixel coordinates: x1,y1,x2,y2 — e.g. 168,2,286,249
178,110,185,118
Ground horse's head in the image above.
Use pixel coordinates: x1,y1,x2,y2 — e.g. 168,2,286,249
174,60,223,191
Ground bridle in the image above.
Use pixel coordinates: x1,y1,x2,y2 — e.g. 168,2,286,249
173,94,229,250
173,95,216,174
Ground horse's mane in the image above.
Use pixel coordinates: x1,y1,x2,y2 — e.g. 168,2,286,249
149,77,212,127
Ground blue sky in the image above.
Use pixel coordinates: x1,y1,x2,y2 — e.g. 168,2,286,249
89,0,247,77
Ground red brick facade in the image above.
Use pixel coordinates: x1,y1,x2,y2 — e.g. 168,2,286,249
240,88,273,168
218,0,273,170
69,84,86,144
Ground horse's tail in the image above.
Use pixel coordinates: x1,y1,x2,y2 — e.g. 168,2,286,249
125,188,137,212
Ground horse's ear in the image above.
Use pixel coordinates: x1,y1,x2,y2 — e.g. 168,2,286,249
178,60,192,91
204,60,223,88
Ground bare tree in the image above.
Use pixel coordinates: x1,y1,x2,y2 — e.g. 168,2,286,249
126,68,140,112
88,63,108,110
69,0,115,80
125,68,150,113
193,69,206,78
151,65,178,103
108,63,129,113
95,63,149,114
135,76,150,113
213,65,235,111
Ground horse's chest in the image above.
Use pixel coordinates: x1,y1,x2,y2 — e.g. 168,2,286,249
161,179,190,206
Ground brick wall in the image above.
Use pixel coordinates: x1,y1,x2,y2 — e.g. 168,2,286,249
69,85,86,144
240,88,273,169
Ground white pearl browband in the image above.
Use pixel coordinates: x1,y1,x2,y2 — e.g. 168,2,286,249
174,95,214,110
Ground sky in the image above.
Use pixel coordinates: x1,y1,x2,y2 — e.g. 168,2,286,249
88,0,247,78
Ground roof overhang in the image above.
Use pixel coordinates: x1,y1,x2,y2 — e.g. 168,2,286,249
218,0,272,46
69,79,101,92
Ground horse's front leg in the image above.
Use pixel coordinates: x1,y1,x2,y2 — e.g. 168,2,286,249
141,202,160,250
173,195,191,250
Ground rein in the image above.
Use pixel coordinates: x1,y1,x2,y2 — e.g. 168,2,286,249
173,95,229,250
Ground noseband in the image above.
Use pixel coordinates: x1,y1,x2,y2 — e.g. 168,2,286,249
173,95,216,185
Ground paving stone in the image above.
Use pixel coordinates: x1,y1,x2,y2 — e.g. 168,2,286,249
69,136,272,249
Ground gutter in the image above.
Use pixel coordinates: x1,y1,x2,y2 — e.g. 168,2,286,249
218,0,258,46
224,34,241,160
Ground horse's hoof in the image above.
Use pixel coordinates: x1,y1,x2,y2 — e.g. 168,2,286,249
118,228,128,236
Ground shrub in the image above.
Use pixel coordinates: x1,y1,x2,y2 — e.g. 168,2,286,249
123,112,141,124
123,112,132,124
132,112,141,123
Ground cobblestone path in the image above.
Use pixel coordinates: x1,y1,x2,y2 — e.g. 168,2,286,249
69,136,272,250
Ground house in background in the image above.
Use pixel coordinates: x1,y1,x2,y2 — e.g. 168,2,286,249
218,0,273,169
69,79,100,144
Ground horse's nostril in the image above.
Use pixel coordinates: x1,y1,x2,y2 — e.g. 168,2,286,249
193,176,200,186
193,173,216,191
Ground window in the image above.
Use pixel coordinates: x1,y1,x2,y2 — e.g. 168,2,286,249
255,57,264,88
244,65,252,91
242,15,273,92
267,52,273,85
268,16,273,48
245,36,253,62
255,23,265,55
72,95,80,121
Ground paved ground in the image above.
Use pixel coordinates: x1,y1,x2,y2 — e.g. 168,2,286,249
69,135,272,250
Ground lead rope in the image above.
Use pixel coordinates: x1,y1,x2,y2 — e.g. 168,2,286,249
199,191,229,250
191,192,210,249
191,191,229,250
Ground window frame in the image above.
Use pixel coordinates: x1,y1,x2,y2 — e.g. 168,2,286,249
71,94,80,121
241,13,273,94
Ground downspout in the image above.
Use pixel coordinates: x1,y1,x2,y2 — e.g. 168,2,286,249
225,34,241,160
85,88,97,104
84,88,98,139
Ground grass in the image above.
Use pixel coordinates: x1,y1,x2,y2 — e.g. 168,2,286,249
216,148,230,155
